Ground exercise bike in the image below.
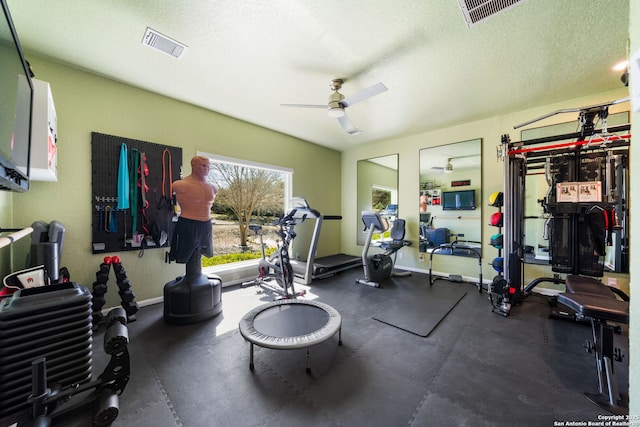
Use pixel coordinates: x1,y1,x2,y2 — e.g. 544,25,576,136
356,211,411,288
241,209,306,299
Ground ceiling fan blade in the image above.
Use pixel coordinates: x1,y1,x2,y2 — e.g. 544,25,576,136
337,115,362,135
341,82,388,107
280,103,327,109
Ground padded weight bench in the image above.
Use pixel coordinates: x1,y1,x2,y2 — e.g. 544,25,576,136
556,275,629,415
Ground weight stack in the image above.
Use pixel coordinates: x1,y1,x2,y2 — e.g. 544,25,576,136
0,282,93,425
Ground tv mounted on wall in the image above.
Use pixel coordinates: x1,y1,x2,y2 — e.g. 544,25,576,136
0,0,33,192
442,189,476,211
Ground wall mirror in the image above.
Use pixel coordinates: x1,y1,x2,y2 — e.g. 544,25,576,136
418,139,482,254
356,154,398,245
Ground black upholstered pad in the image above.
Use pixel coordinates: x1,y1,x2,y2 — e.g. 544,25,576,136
557,292,629,324
564,275,615,297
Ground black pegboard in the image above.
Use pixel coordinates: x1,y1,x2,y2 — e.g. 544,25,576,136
91,132,182,254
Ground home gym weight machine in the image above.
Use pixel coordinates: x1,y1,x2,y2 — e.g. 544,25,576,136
356,211,411,288
492,98,631,316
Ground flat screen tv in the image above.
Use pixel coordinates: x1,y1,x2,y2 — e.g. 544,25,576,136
442,189,476,211
0,0,33,192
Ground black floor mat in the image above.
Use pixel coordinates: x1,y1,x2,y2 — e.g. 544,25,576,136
372,280,467,337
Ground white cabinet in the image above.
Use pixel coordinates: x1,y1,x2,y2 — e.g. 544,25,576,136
22,78,58,181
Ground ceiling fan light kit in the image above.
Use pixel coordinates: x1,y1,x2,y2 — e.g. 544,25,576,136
328,107,345,118
444,160,454,173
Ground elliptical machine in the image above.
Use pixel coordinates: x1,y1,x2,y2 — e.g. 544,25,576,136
241,209,306,299
356,211,410,288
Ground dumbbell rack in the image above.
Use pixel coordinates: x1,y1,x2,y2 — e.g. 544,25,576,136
91,256,139,327
488,195,512,316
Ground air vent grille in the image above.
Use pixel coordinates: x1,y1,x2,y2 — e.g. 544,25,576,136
142,28,187,59
457,0,527,27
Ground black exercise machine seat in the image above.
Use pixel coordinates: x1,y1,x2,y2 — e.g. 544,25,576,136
564,274,629,301
378,218,412,279
556,293,629,324
565,275,615,297
379,219,411,254
555,275,629,415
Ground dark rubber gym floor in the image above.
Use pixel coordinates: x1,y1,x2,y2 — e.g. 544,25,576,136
59,269,629,427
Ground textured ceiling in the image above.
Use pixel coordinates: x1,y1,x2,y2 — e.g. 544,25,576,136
7,0,630,151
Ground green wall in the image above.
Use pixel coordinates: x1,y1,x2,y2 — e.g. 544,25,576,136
0,55,341,307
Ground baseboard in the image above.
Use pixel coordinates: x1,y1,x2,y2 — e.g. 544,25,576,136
395,265,491,285
101,295,163,316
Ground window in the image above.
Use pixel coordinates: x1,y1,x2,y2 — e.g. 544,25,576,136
371,185,397,212
197,152,293,263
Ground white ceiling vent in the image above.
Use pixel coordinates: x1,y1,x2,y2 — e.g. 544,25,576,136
457,0,528,27
142,28,187,59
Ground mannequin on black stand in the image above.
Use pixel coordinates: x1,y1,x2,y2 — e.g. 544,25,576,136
164,156,223,324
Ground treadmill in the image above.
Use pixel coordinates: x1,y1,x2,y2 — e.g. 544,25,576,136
287,197,361,285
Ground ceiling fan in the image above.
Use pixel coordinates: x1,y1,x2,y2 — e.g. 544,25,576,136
431,154,480,173
431,159,454,174
281,79,388,135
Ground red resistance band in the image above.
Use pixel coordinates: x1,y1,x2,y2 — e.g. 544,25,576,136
138,152,150,234
603,209,616,246
508,134,631,156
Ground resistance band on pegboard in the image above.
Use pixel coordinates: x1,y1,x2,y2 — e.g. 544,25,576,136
91,132,182,254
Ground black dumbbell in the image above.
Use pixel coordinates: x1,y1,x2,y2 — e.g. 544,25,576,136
92,283,108,296
118,289,136,302
116,279,131,291
121,300,139,316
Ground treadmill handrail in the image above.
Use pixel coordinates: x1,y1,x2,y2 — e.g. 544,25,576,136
289,206,321,219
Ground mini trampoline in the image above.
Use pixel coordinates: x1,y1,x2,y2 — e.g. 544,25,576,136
238,299,342,372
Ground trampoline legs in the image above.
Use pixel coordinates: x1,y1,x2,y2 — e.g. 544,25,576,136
249,343,255,371
246,332,343,373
